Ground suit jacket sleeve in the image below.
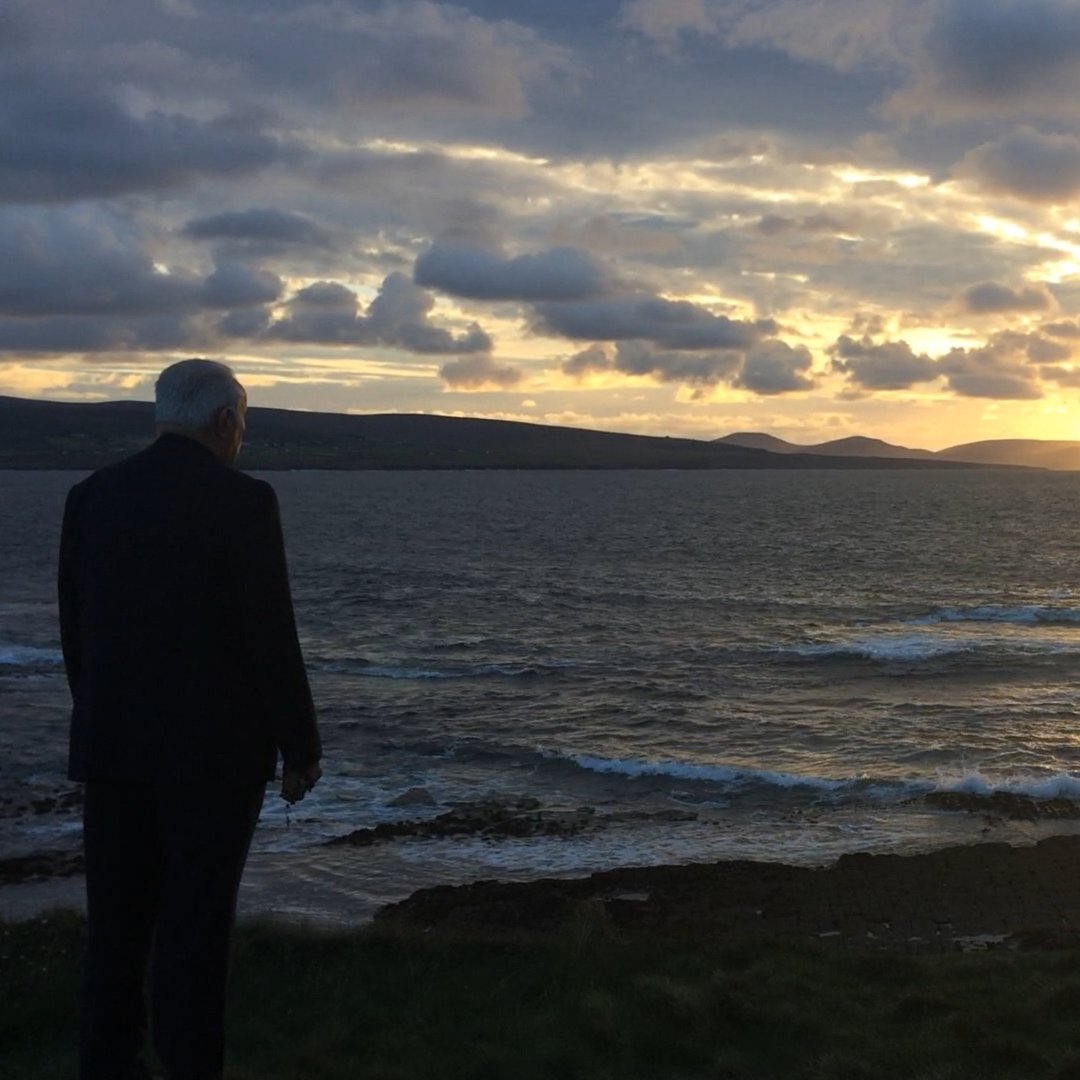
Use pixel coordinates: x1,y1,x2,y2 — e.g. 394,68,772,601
57,484,83,695
233,480,321,771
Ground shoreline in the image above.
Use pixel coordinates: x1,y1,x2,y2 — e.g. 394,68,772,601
9,833,1080,951
374,833,1080,950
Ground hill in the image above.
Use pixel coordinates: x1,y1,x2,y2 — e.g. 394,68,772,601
0,395,994,471
719,430,1080,470
716,432,936,460
938,439,1080,471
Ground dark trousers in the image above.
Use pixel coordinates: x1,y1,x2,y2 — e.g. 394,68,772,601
79,780,265,1080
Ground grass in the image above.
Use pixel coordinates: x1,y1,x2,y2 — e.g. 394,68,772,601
7,909,1080,1079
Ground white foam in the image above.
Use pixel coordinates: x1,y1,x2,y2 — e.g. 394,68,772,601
788,634,971,662
551,750,853,793
935,770,1080,801
0,645,64,666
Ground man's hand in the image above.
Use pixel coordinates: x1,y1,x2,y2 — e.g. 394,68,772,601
281,762,322,804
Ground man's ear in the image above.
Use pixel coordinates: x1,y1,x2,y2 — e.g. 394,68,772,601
215,406,236,437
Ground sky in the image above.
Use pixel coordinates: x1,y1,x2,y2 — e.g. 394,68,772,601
5,0,1080,449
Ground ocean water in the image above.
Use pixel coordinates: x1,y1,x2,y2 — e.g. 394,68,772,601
6,466,1080,924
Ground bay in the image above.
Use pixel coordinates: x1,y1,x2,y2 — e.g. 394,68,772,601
5,467,1080,923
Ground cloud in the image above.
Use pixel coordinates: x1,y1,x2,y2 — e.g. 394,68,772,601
613,340,743,385
620,0,906,72
957,281,1055,315
736,340,815,395
956,128,1080,203
718,0,912,72
200,261,283,309
1043,320,1080,339
0,208,201,318
415,243,611,301
830,335,939,390
0,314,202,354
619,0,714,46
183,209,333,249
939,332,1046,399
0,74,291,202
889,0,1080,120
440,353,523,389
264,272,492,354
562,343,614,378
535,295,777,350
242,0,563,119
560,338,812,395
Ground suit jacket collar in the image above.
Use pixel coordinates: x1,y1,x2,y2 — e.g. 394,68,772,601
152,432,222,465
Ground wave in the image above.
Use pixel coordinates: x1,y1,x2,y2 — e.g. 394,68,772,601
0,645,64,667
543,749,862,795
914,605,1080,627
933,770,1080,801
785,635,975,663
539,752,1080,808
783,628,1080,665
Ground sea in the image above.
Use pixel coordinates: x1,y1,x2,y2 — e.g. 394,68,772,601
5,466,1080,925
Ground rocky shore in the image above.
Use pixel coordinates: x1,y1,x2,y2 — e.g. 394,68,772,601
377,833,1080,951
10,792,1080,951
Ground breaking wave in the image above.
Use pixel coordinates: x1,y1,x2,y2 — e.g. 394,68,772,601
0,645,64,667
914,605,1080,627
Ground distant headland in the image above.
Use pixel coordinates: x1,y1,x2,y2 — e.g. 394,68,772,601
0,394,1066,470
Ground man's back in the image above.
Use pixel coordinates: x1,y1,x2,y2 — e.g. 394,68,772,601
60,432,320,786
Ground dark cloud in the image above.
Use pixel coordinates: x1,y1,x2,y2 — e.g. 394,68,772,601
264,273,492,354
830,335,939,390
415,243,611,301
891,0,1080,118
736,341,815,395
440,353,523,389
957,128,1080,203
200,262,283,309
560,338,811,395
958,281,1054,314
939,332,1045,399
0,73,291,203
613,341,743,385
0,209,200,317
1043,320,1080,339
561,343,613,378
0,206,294,355
535,295,777,350
183,209,333,249
0,313,201,354
987,329,1072,364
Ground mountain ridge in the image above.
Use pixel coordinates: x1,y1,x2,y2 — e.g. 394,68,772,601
718,431,1080,470
0,394,1051,470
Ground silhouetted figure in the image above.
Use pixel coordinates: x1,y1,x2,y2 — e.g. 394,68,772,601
59,359,323,1080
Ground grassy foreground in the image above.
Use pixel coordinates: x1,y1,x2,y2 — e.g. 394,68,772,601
7,910,1080,1080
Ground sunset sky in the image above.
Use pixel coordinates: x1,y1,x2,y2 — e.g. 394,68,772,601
5,0,1080,448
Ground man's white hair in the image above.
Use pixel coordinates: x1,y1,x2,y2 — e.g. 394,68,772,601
155,359,244,429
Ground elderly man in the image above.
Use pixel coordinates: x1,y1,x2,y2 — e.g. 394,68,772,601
59,358,322,1080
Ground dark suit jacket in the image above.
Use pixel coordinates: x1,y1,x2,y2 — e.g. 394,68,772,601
59,433,321,786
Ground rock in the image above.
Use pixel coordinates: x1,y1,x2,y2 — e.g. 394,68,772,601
925,791,1080,820
0,851,85,886
326,798,596,847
